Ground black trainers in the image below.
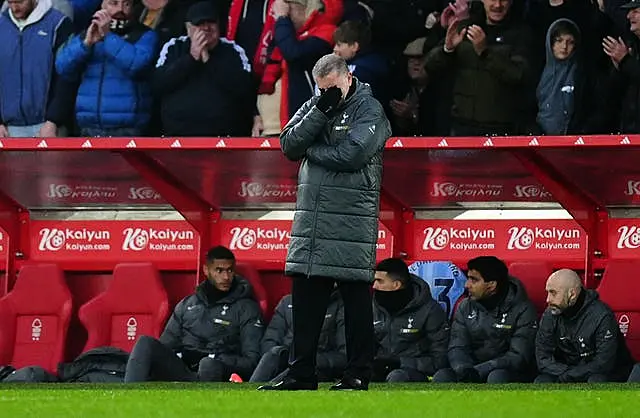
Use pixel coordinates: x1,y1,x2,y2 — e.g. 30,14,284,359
257,377,318,391
329,377,368,391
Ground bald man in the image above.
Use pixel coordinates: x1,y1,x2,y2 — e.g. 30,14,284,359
534,269,633,383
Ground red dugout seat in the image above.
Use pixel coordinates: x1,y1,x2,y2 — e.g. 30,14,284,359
597,260,640,361
0,263,72,373
236,262,269,318
509,261,553,316
79,263,169,353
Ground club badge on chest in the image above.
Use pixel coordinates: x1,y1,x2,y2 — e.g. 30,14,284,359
493,313,512,329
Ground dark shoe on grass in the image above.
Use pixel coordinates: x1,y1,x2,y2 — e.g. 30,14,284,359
257,377,318,391
329,377,368,391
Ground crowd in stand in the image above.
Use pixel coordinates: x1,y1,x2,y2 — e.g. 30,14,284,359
2,0,640,138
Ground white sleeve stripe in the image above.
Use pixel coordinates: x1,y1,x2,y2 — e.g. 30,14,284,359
155,35,188,68
221,37,252,73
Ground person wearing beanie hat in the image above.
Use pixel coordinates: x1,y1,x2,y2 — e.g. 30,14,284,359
152,1,255,136
432,256,538,384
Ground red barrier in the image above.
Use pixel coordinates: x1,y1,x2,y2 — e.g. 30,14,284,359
0,134,638,292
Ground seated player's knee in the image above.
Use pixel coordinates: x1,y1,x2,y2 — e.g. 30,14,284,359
130,335,157,355
486,369,511,384
431,368,457,383
385,369,410,383
198,357,227,382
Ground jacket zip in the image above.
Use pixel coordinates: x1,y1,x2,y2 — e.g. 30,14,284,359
386,310,395,356
19,31,28,124
96,57,106,129
306,179,321,277
42,19,63,124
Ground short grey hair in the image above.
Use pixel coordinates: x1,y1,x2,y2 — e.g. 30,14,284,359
312,53,349,80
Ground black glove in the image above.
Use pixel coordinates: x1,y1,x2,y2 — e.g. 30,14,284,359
315,86,342,115
180,349,208,370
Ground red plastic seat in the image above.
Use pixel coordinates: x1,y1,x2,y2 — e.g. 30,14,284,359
509,261,553,317
236,262,268,318
597,260,640,361
79,263,169,353
0,263,72,373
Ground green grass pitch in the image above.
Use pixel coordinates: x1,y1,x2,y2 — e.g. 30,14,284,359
2,383,640,417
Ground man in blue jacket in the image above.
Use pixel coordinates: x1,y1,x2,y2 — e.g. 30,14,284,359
0,0,74,137
56,0,157,136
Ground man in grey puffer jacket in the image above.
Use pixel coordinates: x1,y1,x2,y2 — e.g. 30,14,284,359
372,258,450,382
432,256,538,383
535,269,634,383
124,246,264,383
260,53,391,391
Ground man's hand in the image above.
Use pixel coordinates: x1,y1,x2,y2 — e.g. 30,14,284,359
273,0,289,18
0,125,8,137
466,25,487,56
84,22,102,47
603,36,629,69
38,121,57,137
444,19,466,52
389,99,413,119
315,86,342,115
92,10,112,37
201,48,210,63
251,115,264,137
190,29,207,61
425,11,439,29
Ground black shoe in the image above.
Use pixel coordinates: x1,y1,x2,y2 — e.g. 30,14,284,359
329,377,368,391
257,377,318,391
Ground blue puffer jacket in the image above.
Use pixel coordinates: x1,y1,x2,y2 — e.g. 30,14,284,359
55,22,157,130
0,0,72,127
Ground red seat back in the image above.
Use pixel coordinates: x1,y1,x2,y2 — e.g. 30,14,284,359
236,262,268,318
78,263,169,353
509,261,553,317
0,263,72,373
597,260,640,361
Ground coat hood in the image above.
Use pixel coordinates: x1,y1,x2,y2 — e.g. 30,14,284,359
3,0,54,27
544,18,581,64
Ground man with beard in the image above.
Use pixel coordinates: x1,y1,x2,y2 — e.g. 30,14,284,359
123,246,264,382
535,269,633,383
56,0,157,136
432,256,538,383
